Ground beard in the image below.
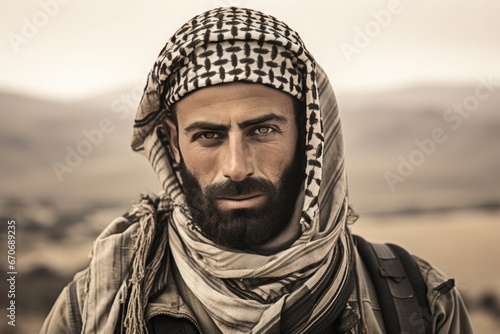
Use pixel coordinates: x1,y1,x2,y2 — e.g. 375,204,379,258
178,158,303,250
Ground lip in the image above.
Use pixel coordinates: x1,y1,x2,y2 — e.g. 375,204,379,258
215,193,265,210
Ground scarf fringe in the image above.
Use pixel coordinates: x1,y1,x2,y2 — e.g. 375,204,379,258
123,197,169,334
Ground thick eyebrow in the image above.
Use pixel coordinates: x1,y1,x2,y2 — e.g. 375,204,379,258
238,113,288,129
184,122,230,134
183,113,288,134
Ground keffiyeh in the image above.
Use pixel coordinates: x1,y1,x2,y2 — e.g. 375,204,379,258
126,7,354,333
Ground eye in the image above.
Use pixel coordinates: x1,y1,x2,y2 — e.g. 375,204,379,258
192,131,222,143
252,126,275,135
199,132,219,140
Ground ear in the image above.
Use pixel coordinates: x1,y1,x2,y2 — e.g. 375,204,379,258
164,117,181,164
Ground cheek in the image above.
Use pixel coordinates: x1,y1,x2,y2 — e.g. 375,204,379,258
180,144,219,187
256,141,297,182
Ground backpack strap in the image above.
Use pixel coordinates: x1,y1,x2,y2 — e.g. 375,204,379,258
388,242,433,334
353,235,432,334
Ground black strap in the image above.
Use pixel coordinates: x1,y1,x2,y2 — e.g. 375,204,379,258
388,243,432,334
354,235,431,334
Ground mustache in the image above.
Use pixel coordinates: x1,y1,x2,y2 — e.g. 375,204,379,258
204,178,277,198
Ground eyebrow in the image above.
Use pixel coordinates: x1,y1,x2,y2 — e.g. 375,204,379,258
238,113,288,129
184,122,229,134
183,113,288,134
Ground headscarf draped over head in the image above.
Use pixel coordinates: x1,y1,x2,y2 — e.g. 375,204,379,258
127,7,354,334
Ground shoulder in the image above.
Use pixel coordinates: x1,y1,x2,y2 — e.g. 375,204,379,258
353,236,474,333
40,268,88,333
413,255,455,307
40,210,137,334
413,255,475,333
41,194,163,333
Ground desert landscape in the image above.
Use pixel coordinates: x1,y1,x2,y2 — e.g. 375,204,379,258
1,83,499,333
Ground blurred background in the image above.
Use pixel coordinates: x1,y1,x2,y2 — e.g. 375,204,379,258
1,0,499,332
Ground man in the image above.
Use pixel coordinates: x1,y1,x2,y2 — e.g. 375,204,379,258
41,7,473,333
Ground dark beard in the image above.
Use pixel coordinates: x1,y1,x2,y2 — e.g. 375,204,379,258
179,159,303,250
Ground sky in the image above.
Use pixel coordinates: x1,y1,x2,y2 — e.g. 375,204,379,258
1,0,499,101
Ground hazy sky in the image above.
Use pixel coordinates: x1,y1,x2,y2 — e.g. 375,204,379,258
1,0,499,100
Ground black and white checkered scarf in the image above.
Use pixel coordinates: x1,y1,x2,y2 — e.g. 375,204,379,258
124,7,354,333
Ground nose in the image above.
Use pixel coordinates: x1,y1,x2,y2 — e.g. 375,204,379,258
222,137,255,182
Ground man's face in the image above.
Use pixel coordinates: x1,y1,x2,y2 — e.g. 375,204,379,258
166,82,302,249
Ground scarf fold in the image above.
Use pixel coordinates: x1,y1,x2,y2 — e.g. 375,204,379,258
168,204,353,333
115,6,354,334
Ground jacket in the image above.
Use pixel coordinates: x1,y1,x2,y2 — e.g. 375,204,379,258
40,211,474,333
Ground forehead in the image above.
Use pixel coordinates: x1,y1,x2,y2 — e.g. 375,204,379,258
174,82,295,121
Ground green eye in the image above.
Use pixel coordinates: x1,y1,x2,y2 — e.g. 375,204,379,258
254,127,273,135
